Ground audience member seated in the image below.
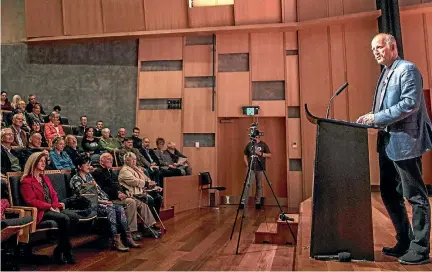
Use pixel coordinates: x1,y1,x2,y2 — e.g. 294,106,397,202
118,152,163,218
11,113,28,147
25,94,46,115
44,111,65,145
64,135,86,166
10,95,21,111
27,103,44,124
93,153,160,239
49,137,75,170
52,105,63,124
82,127,101,164
70,155,139,250
1,128,21,175
29,120,48,147
12,102,30,132
154,138,183,176
20,152,79,264
98,128,122,152
94,121,104,137
14,132,47,169
76,116,87,136
166,142,192,175
131,127,143,149
1,91,12,111
117,128,127,143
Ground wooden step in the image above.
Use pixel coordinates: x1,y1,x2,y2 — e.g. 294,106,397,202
160,206,175,221
255,223,278,244
255,214,299,245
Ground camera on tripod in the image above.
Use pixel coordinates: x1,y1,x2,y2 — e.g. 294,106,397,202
248,122,264,140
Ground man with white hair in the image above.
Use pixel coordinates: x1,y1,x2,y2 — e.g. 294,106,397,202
98,128,122,152
11,113,27,147
357,33,432,265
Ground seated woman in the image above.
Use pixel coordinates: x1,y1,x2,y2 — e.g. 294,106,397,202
20,152,78,264
1,128,21,175
27,103,44,124
118,152,163,219
81,127,101,165
1,91,12,111
70,155,139,250
49,137,75,170
44,112,65,146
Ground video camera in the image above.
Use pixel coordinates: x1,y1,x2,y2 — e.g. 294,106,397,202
248,122,264,140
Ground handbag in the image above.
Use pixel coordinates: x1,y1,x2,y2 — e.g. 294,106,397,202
79,183,99,209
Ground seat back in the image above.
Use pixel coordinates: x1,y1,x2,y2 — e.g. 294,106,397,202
7,173,26,207
61,117,69,125
2,111,13,126
199,172,212,187
45,170,70,202
76,136,83,149
62,125,73,135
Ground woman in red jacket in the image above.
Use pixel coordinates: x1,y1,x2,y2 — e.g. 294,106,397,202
20,151,76,265
44,112,65,146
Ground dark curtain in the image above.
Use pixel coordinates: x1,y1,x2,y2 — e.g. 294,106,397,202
376,0,404,58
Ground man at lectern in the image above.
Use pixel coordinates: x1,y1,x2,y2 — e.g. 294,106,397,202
357,33,432,265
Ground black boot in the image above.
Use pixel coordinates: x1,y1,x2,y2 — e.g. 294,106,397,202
64,250,76,264
52,247,67,265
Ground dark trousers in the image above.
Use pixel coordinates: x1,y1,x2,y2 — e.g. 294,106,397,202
379,152,430,255
41,210,78,253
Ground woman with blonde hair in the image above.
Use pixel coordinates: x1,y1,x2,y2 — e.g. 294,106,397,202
10,95,21,110
20,152,78,264
49,137,75,170
44,111,65,145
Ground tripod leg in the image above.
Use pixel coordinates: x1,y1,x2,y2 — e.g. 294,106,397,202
256,159,297,244
236,205,247,255
230,158,254,240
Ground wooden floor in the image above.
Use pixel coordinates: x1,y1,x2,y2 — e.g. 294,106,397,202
21,193,432,271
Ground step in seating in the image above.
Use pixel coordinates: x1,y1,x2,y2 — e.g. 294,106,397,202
255,214,299,245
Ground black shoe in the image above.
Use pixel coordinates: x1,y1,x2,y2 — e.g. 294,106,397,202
132,232,142,241
151,225,161,231
239,204,244,209
52,248,67,265
255,204,262,210
64,251,76,264
399,250,430,265
382,243,410,258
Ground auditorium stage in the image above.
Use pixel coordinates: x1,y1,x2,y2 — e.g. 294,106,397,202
22,193,432,271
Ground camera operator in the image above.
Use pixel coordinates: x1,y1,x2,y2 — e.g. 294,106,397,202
242,134,271,210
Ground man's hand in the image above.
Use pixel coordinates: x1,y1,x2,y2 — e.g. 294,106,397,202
155,186,163,192
118,192,127,200
356,113,375,125
168,164,177,168
256,150,263,156
150,165,159,170
89,180,97,185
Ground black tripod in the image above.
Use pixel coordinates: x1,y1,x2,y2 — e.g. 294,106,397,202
229,138,297,254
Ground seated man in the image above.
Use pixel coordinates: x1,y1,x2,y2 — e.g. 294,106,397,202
153,138,185,176
92,153,160,239
76,116,87,136
117,128,127,144
131,127,143,149
10,113,28,148
94,121,104,137
166,142,192,176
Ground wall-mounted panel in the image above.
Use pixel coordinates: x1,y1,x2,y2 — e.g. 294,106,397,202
252,81,285,100
185,35,214,45
139,71,182,98
288,118,301,158
139,37,183,61
25,0,63,38
297,0,327,21
182,147,216,177
288,171,303,210
183,134,216,147
218,53,249,72
401,14,430,89
101,0,145,33
144,0,188,30
398,0,423,6
217,72,250,117
63,0,104,35
251,32,285,81
183,88,216,133
184,76,214,88
234,0,282,25
216,33,249,54
137,110,182,149
140,60,182,71
343,0,376,14
286,55,299,106
188,5,234,28
282,0,297,22
184,45,213,76
251,101,286,116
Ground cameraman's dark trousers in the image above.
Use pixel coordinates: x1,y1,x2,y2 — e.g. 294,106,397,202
242,170,264,205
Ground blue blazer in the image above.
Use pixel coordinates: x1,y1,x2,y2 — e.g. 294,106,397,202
373,58,432,161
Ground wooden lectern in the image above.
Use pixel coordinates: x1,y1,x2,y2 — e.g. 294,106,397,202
305,104,375,261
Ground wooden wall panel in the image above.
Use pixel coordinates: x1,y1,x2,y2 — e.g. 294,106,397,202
182,147,216,178
101,0,145,33
282,0,297,22
144,0,188,30
285,32,298,50
286,56,300,106
183,88,216,133
288,171,302,210
62,0,104,35
342,0,376,14
330,25,349,120
163,175,201,213
401,14,430,89
288,118,302,158
139,71,183,98
234,0,282,25
188,5,234,28
398,0,423,6
345,20,380,122
297,0,328,21
368,129,380,185
216,33,249,54
139,37,183,61
251,32,285,81
423,151,432,185
184,45,213,76
299,28,331,199
25,0,63,38
427,14,432,95
251,101,286,117
328,0,344,17
136,110,182,149
217,72,250,117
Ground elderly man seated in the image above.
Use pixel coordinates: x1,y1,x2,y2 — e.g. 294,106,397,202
166,142,192,175
98,128,122,152
93,153,161,239
10,113,28,147
153,138,184,176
